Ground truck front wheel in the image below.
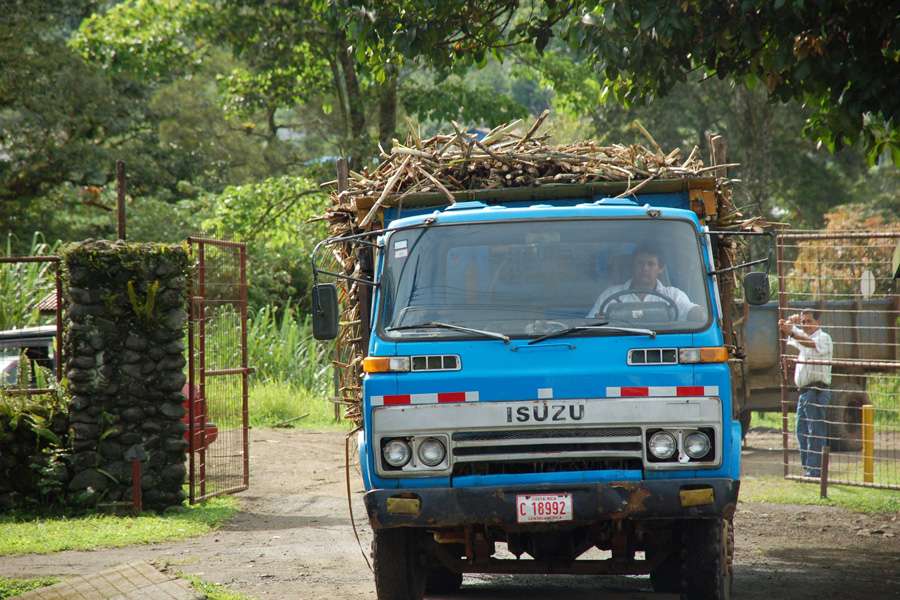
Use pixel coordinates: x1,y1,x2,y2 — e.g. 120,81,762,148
649,549,682,594
372,529,426,600
682,518,734,600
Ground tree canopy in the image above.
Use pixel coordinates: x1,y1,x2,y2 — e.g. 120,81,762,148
1,0,896,308
347,0,900,163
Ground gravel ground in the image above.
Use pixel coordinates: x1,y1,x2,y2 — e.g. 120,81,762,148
2,429,898,599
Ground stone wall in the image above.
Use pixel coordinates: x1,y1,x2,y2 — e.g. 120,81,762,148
64,240,190,509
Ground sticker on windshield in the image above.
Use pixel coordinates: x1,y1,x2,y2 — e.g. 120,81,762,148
394,239,408,259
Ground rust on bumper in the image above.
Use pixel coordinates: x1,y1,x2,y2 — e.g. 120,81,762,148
364,478,739,529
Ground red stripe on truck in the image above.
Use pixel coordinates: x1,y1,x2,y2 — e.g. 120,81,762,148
676,386,705,396
620,387,649,397
383,394,410,405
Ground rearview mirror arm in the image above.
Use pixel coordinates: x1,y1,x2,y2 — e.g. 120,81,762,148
708,256,769,276
702,229,775,276
310,234,380,287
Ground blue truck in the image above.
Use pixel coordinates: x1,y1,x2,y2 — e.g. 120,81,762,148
312,178,770,600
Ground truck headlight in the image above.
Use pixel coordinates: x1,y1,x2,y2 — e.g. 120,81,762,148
383,439,411,467
684,431,711,459
648,431,677,459
417,438,446,467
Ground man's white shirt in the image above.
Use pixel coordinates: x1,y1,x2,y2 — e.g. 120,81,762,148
587,279,700,320
787,327,833,387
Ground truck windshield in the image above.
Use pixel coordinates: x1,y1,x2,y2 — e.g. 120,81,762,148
381,218,710,340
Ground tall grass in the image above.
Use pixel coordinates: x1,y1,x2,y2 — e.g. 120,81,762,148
246,305,332,393
244,305,337,427
0,233,57,331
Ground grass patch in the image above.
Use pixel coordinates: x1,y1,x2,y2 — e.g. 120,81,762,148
740,475,900,514
0,576,58,599
0,496,238,556
751,411,791,431
248,382,348,429
182,574,255,600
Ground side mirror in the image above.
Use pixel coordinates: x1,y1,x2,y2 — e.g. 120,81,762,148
312,283,339,340
743,272,770,306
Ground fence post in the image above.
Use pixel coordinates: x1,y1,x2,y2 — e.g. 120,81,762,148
820,446,830,498
116,160,127,241
862,404,875,483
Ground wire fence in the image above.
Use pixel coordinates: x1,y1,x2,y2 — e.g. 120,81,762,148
776,230,900,490
187,237,250,503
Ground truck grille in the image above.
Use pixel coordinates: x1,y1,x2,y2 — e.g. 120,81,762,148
452,458,643,477
450,426,644,472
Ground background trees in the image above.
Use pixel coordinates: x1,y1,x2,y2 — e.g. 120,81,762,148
1,0,896,301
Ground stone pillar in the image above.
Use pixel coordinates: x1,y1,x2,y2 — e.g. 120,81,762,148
64,240,189,509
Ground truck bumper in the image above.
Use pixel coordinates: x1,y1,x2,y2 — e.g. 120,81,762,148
364,478,738,529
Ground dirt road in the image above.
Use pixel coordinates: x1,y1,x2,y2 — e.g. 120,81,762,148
3,429,898,599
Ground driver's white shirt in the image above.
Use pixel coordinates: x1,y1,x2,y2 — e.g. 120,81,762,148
587,279,699,320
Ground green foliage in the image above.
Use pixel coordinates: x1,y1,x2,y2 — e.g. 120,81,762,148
513,45,885,226
201,176,328,308
402,77,529,127
348,0,899,162
181,575,254,600
569,1,898,160
741,475,900,514
0,496,237,555
0,1,130,201
0,390,70,508
248,382,343,429
0,234,57,331
246,306,331,392
73,0,214,80
126,279,160,324
0,576,59,599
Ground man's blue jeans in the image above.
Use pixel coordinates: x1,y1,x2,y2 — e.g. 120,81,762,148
797,386,831,477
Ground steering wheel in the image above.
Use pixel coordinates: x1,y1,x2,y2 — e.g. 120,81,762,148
598,289,679,321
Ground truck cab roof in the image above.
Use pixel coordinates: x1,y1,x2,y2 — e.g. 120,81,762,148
385,197,703,230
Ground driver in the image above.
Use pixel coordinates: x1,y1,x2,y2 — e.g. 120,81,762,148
587,244,704,321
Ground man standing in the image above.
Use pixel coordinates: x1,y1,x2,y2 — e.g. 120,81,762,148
779,309,834,477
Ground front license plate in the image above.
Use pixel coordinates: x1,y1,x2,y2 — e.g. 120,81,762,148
515,493,573,523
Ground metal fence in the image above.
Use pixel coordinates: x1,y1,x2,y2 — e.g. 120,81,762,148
0,256,63,395
187,237,250,503
776,230,900,490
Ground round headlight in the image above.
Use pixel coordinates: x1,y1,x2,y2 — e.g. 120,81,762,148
684,431,711,459
648,431,677,460
417,438,446,467
383,439,411,467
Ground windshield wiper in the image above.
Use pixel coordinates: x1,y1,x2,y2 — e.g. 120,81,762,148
528,321,656,345
387,321,510,343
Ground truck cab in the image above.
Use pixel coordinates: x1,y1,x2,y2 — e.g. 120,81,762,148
314,183,767,600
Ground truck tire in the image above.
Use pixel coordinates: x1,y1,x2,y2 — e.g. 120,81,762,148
649,549,683,594
425,566,462,594
827,388,866,452
372,529,426,600
739,409,752,441
426,542,463,594
681,518,733,600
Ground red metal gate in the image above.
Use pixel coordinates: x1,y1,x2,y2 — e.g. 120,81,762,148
187,237,250,503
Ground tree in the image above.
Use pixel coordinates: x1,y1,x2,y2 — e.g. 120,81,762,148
73,0,533,168
518,46,874,225
199,175,329,308
346,0,900,162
